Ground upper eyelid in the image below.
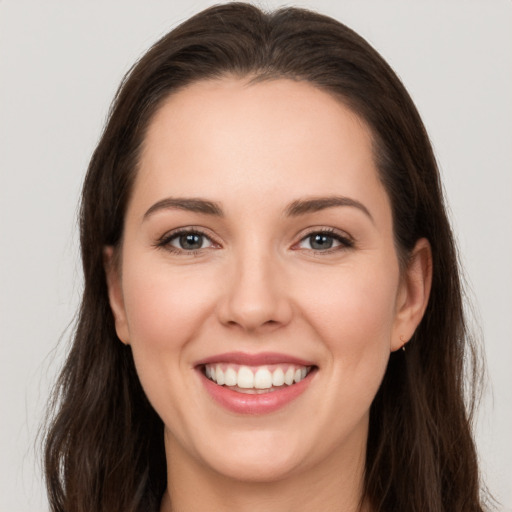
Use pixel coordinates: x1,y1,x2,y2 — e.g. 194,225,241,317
159,226,216,240
295,226,353,242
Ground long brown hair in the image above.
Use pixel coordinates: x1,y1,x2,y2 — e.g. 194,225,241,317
44,3,488,511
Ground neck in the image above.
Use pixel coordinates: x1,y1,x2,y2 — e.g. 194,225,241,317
160,429,369,512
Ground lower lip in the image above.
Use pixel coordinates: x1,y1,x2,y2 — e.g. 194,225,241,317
199,369,315,414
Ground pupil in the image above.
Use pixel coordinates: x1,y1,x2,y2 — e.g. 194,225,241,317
310,234,333,250
180,233,202,250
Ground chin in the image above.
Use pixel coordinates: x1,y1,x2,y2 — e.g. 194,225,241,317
193,429,309,483
207,450,303,483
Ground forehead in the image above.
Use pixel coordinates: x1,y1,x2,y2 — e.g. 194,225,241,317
142,77,374,163
133,77,388,220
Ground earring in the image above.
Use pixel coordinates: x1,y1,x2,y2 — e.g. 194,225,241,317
399,335,407,352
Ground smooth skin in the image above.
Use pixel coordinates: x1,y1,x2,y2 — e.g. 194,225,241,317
105,78,432,512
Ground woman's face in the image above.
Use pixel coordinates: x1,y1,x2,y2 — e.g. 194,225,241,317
106,78,429,483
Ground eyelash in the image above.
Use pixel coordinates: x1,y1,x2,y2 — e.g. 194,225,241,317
155,228,218,255
155,227,354,255
295,228,354,253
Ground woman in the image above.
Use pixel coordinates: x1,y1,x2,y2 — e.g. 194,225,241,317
43,3,489,511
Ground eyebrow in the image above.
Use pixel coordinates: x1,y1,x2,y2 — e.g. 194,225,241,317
143,195,373,223
284,196,374,223
143,197,224,219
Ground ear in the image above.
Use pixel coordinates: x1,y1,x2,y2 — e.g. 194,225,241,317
391,238,433,352
103,246,130,345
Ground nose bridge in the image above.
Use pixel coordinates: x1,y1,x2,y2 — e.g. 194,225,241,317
218,236,292,331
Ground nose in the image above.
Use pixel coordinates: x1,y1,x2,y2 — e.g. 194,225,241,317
217,249,293,333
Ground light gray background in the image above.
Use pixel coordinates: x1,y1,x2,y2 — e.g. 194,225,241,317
1,1,511,510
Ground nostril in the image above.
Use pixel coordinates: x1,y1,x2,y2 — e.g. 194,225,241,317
224,317,280,330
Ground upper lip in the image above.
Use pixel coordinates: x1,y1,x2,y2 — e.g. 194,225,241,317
194,351,316,367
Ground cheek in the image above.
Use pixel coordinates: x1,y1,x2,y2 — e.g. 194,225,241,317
292,256,400,416
119,256,221,426
121,255,220,354
298,262,399,348
302,261,399,417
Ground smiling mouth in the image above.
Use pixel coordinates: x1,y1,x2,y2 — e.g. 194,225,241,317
202,363,314,394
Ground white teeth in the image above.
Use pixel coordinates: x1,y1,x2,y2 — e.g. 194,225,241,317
254,368,273,389
237,366,255,389
205,363,312,391
272,367,285,386
216,366,225,385
224,367,237,386
284,367,295,386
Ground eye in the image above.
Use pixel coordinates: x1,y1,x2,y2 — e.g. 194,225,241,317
172,232,211,250
296,230,353,252
157,229,216,253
